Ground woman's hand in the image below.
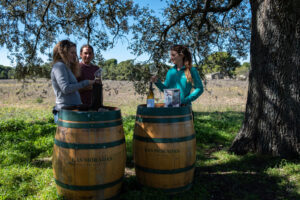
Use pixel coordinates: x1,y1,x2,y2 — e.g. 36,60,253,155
88,80,95,85
95,79,102,84
88,79,102,85
150,75,158,83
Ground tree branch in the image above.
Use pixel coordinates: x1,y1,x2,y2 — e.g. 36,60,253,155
160,0,243,43
30,0,53,62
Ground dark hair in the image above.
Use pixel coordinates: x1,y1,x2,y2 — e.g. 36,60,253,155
80,44,94,54
170,45,193,83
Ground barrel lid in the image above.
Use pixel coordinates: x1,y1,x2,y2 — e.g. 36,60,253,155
58,105,121,122
136,104,192,116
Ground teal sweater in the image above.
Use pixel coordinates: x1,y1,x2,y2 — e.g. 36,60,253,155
155,65,204,105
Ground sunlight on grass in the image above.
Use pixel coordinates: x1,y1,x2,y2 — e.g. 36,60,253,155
266,160,300,194
200,150,241,167
0,107,53,122
0,165,56,200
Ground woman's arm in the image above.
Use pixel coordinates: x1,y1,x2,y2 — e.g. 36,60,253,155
154,69,172,92
52,63,89,94
182,67,204,104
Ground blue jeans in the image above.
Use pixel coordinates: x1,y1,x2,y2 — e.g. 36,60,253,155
53,112,58,124
52,107,59,124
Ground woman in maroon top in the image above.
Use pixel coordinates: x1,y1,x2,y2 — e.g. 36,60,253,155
77,45,100,105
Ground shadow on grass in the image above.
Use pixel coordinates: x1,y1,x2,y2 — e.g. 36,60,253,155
192,156,300,200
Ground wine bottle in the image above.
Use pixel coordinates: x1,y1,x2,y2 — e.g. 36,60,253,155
147,82,155,108
91,79,103,111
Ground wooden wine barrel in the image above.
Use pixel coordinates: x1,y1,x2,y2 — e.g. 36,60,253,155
52,105,126,200
133,104,196,193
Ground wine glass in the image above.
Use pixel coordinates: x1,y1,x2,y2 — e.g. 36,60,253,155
101,68,106,80
94,68,102,79
149,63,158,76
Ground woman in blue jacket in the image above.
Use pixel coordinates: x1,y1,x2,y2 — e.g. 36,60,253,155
151,45,204,106
51,40,96,123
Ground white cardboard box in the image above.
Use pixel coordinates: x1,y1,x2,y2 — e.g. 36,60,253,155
164,89,180,107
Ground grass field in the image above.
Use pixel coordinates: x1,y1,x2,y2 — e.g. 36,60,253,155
0,79,299,200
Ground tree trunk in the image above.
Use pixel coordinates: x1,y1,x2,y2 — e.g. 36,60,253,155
230,0,300,157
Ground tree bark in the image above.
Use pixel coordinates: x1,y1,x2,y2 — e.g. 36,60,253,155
230,0,300,157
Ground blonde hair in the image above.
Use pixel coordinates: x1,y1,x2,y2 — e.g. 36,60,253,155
171,45,193,83
52,40,80,77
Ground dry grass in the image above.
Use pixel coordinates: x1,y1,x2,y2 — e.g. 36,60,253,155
0,79,248,115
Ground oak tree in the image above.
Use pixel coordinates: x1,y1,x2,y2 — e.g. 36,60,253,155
229,0,300,157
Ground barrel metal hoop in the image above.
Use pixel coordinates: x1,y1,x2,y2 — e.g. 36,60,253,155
139,182,193,194
59,109,121,122
54,176,123,191
58,119,122,128
54,138,125,149
135,115,192,123
135,163,195,174
133,134,195,143
137,105,192,116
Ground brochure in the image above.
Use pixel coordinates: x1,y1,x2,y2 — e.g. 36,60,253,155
164,89,180,107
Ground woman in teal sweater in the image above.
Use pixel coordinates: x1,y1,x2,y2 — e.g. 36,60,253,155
151,45,204,106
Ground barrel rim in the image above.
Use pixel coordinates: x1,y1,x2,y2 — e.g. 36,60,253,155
61,105,120,112
135,163,195,174
54,176,123,191
58,105,122,122
137,104,192,116
133,134,195,143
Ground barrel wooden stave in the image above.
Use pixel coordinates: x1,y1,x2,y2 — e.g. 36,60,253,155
53,107,126,200
134,119,194,138
53,144,125,186
133,140,195,170
55,184,121,200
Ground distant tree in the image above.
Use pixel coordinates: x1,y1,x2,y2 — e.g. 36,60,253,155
38,63,52,78
127,62,170,95
102,59,118,80
7,68,15,79
116,60,135,80
104,59,118,67
100,58,170,91
241,62,250,69
0,71,6,79
235,62,250,76
202,52,241,77
0,65,15,79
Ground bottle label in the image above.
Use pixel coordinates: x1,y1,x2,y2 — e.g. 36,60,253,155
147,99,155,108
